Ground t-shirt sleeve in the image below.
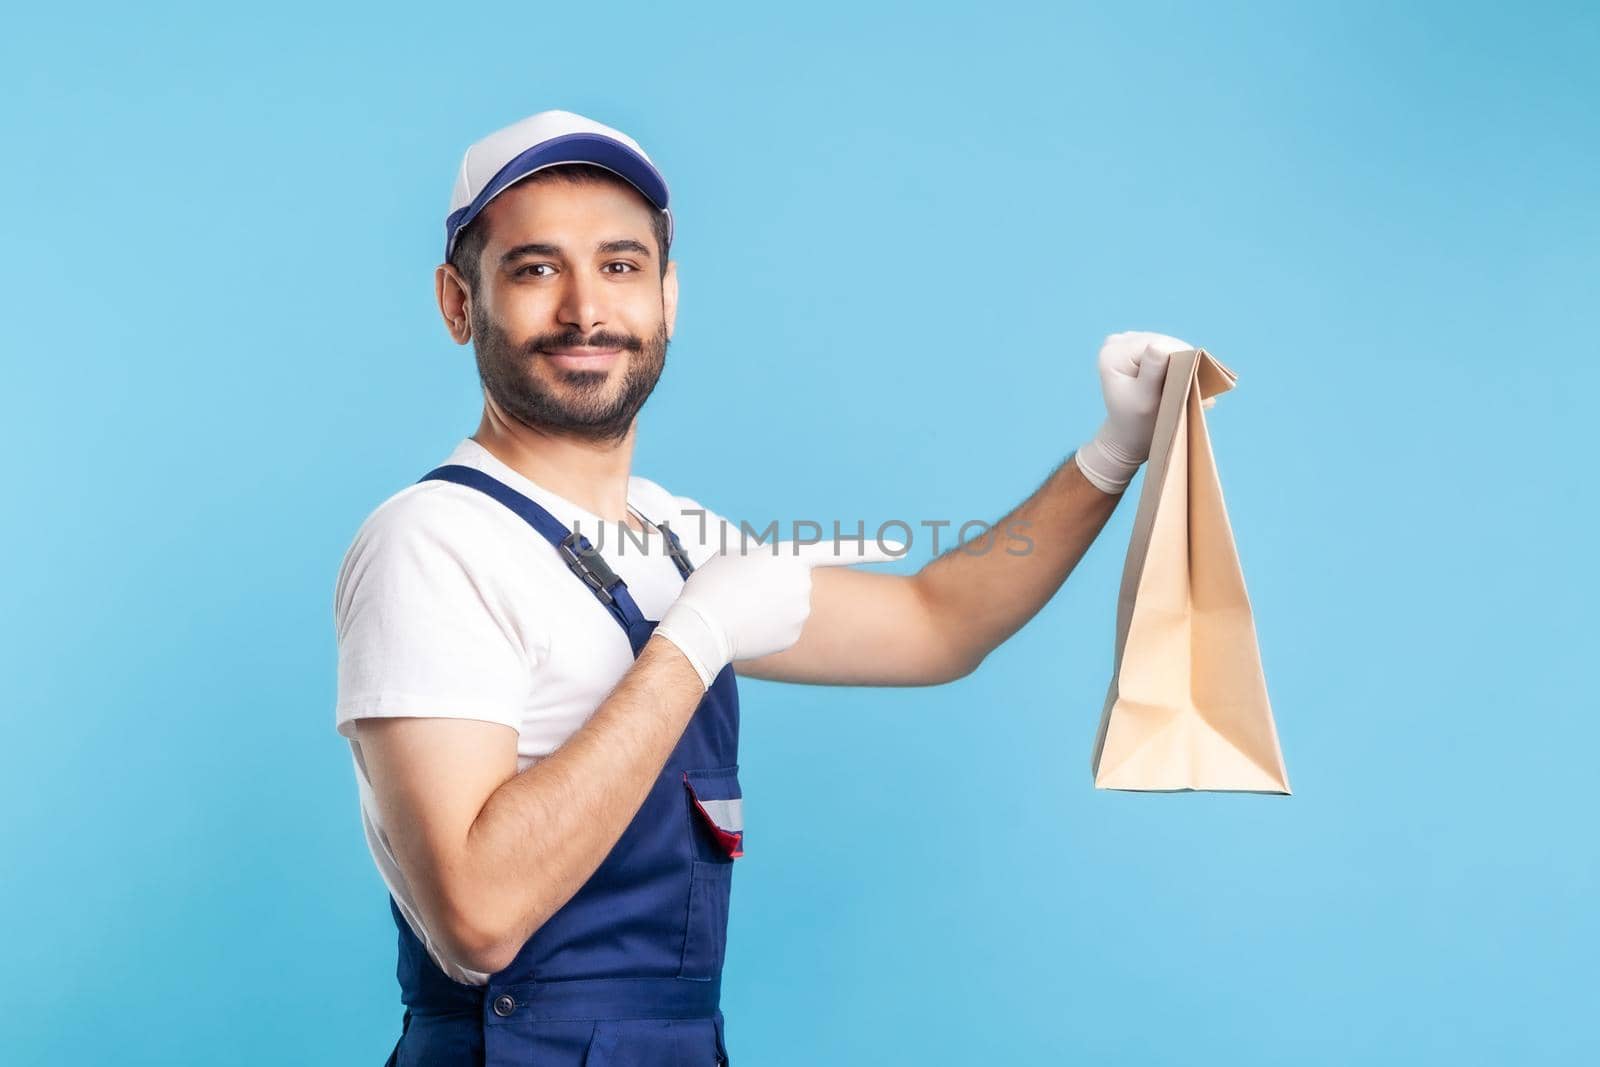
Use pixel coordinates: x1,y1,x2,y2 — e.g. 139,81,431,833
333,495,532,738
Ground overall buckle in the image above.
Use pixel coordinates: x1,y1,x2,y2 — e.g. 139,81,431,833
557,532,621,606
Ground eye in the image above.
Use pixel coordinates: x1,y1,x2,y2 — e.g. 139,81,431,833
514,263,555,277
603,262,638,274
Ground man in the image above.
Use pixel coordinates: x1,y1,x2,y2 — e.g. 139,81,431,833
334,108,1190,1065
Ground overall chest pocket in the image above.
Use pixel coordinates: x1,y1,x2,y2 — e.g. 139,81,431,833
682,766,743,862
679,767,742,980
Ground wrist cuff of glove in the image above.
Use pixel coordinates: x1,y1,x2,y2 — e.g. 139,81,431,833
1073,427,1144,495
653,602,728,691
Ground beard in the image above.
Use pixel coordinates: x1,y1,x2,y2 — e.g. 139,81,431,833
470,305,668,443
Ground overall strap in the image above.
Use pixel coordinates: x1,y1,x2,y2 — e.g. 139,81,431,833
417,464,651,636
628,505,696,580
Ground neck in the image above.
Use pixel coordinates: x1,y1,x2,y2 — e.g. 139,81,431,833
471,405,639,526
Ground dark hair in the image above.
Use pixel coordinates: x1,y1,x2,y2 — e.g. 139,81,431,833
447,162,672,295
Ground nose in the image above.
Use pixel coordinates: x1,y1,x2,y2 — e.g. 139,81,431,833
557,268,606,334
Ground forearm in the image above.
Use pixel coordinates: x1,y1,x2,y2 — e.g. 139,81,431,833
732,333,1182,688
913,452,1122,673
447,635,706,972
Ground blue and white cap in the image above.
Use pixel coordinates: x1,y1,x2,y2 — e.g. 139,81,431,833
444,109,672,262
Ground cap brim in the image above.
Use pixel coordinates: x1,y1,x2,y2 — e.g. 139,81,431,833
444,132,671,260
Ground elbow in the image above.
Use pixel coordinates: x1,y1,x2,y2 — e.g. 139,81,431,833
443,919,521,978
452,930,520,979
914,641,986,686
909,578,988,684
436,896,526,977
932,627,988,684
942,648,986,684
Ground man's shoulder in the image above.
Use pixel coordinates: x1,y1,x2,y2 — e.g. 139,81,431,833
336,476,534,587
358,476,516,541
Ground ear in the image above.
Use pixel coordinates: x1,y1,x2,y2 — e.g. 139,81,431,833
663,258,679,339
435,263,473,344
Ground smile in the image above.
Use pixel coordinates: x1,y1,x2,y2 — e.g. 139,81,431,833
543,346,623,371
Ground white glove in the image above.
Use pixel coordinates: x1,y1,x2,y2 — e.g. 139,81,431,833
653,536,906,689
1072,330,1193,494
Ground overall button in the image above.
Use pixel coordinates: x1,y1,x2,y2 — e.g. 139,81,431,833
491,993,516,1017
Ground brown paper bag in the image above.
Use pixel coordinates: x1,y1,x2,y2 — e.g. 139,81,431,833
1089,348,1291,793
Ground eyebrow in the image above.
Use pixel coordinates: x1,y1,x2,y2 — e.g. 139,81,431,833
500,239,654,266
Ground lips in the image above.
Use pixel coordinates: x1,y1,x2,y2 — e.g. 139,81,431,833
542,346,623,371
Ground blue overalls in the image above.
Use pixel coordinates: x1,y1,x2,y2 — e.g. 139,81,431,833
383,464,742,1066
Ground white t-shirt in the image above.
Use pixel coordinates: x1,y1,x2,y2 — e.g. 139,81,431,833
333,437,731,985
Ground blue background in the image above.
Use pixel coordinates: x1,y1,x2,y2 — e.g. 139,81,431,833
3,2,1595,1063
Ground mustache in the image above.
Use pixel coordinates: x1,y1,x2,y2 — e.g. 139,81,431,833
525,329,644,355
